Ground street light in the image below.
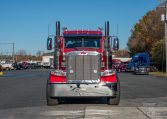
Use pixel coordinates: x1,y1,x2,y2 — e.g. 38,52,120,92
159,0,167,72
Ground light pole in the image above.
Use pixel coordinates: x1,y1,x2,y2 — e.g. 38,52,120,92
12,43,15,63
165,2,167,72
160,0,167,72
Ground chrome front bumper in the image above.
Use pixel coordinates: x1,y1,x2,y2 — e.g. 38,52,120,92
134,68,149,75
49,82,116,97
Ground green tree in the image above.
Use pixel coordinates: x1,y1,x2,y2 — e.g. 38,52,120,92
127,7,165,55
151,39,166,71
127,7,166,71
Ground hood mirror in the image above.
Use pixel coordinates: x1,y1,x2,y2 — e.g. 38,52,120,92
47,37,52,50
113,37,119,50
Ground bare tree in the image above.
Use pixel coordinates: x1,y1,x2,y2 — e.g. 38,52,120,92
16,49,27,56
36,50,43,57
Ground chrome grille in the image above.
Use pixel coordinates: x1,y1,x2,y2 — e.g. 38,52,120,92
66,52,100,82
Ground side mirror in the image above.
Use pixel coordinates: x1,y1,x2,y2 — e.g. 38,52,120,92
47,37,52,50
113,38,119,50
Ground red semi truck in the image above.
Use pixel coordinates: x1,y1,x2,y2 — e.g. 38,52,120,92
46,21,120,105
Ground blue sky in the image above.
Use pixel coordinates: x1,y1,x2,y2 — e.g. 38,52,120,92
0,0,159,55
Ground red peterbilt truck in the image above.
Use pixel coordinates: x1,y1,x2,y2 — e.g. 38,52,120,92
46,21,120,105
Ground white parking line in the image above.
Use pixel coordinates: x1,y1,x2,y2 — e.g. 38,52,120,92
42,110,84,116
85,109,120,116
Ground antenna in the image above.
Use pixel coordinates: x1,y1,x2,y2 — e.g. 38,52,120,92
48,24,50,36
117,24,119,37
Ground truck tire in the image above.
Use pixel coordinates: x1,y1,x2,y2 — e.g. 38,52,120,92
46,82,59,106
107,77,120,105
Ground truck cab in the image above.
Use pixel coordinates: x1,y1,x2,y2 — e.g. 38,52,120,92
46,21,120,105
127,53,150,74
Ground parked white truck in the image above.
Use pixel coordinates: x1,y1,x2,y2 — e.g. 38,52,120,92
42,56,54,68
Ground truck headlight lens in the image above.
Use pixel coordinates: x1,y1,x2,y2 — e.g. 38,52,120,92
51,70,66,76
101,70,116,76
63,53,66,61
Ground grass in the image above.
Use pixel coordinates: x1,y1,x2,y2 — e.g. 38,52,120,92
149,72,167,77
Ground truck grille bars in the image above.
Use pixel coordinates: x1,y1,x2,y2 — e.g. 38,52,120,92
66,51,100,83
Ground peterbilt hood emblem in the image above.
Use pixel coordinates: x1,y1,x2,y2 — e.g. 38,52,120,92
70,70,74,73
94,70,97,73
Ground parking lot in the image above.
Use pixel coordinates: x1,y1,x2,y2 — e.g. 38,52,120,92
0,69,167,119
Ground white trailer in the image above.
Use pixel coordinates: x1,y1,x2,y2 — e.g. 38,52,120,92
42,56,54,68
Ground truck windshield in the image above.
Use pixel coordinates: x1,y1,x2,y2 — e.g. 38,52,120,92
65,38,100,48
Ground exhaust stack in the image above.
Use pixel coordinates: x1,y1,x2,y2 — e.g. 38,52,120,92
105,21,109,36
105,21,112,69
54,21,60,70
56,21,60,37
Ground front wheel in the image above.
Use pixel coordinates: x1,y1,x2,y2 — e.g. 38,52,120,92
46,82,59,106
107,78,120,105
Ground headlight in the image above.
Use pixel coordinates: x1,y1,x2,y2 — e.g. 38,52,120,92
51,70,66,76
135,68,139,70
101,70,116,76
63,53,66,61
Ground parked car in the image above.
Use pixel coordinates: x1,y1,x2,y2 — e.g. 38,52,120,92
36,62,43,68
21,62,29,69
29,63,37,69
0,64,2,72
13,62,23,70
1,62,14,70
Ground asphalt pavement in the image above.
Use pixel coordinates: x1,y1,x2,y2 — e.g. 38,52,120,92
0,69,167,119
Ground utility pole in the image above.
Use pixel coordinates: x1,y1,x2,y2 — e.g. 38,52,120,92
12,43,15,63
160,0,167,72
165,2,167,72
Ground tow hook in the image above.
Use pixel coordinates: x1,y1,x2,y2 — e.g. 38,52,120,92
76,84,80,88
